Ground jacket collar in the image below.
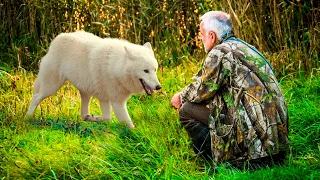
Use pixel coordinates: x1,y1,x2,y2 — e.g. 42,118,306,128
216,33,236,45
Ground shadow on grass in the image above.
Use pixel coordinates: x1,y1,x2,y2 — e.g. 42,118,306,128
27,117,133,139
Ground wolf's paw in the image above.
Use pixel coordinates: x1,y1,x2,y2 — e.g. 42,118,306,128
127,123,135,129
24,114,34,121
84,115,110,122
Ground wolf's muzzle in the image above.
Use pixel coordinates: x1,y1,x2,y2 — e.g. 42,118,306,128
155,85,162,90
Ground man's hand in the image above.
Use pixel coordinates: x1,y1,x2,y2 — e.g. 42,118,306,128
171,92,182,109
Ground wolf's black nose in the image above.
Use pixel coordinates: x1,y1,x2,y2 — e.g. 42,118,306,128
155,85,162,90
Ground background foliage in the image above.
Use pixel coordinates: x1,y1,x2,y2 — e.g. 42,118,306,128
1,0,319,75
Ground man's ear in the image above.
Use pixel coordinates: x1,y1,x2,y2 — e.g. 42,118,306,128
209,31,217,44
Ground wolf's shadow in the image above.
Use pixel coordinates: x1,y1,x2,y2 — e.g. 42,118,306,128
28,117,132,138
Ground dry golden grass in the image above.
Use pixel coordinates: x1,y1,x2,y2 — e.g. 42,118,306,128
1,0,319,74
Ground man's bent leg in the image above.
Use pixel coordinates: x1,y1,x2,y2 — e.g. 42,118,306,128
179,102,212,160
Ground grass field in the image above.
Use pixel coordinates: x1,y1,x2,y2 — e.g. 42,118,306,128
0,63,319,179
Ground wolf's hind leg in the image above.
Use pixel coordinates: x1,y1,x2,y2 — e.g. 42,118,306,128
25,75,64,119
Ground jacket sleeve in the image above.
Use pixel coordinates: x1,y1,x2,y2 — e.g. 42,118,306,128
181,48,226,104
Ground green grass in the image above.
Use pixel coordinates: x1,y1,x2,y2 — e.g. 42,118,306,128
0,64,319,179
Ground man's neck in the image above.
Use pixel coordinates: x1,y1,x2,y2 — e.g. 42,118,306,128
216,33,235,45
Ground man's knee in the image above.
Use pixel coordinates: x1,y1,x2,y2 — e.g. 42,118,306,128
179,102,210,126
178,102,192,119
178,102,212,159
178,102,200,129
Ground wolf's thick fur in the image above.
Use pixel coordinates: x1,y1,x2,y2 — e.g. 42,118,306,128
25,31,161,128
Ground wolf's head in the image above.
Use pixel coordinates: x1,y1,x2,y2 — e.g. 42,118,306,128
124,42,161,95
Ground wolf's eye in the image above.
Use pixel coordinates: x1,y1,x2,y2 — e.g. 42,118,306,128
144,70,149,73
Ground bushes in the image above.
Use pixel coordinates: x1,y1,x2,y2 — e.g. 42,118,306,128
0,0,319,74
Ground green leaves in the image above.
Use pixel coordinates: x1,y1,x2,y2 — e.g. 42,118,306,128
261,91,277,102
222,69,231,77
258,70,271,83
243,56,266,69
204,81,219,92
223,92,235,107
243,55,271,83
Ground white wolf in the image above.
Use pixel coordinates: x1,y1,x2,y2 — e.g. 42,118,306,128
25,31,161,129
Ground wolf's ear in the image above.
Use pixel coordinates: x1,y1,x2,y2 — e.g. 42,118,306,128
143,42,154,55
124,46,137,60
143,42,152,50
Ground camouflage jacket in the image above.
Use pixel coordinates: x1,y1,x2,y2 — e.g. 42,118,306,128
181,36,289,163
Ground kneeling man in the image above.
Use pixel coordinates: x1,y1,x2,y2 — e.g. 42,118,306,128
171,11,289,167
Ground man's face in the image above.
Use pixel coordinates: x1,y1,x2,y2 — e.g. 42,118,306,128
199,22,216,53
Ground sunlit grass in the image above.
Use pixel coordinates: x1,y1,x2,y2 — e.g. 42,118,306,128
0,63,319,179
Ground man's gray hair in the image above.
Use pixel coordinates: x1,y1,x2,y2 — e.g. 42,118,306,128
200,11,233,41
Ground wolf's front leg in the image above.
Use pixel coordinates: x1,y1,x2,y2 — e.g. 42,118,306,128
84,100,112,122
112,102,134,129
81,93,111,122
